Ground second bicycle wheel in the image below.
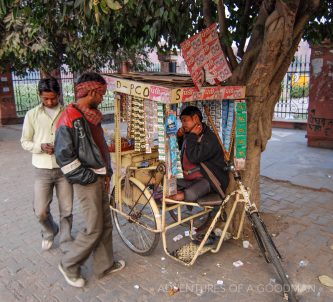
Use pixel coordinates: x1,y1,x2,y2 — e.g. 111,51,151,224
250,212,297,302
111,178,160,256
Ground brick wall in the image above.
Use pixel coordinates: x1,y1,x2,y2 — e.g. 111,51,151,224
307,42,333,148
0,68,19,125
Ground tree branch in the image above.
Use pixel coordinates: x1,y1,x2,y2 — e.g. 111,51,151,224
236,1,271,84
236,0,251,58
202,0,214,27
293,0,320,40
270,24,305,94
271,0,320,85
216,0,238,70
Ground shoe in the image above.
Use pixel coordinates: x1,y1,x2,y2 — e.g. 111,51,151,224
58,263,85,288
98,260,126,279
41,225,59,251
192,232,217,246
42,239,53,251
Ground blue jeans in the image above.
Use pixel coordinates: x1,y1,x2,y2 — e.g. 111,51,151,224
33,168,73,246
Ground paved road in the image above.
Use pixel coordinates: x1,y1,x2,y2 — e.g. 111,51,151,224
261,128,333,192
0,125,332,302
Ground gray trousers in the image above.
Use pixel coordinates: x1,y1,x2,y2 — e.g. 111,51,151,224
177,178,211,202
61,176,114,278
34,168,73,245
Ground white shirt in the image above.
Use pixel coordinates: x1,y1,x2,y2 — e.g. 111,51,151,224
21,103,63,169
44,104,60,120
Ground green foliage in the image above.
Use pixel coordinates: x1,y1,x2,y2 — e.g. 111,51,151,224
303,1,333,44
290,85,309,99
1,0,332,75
14,81,114,116
0,0,150,74
86,0,333,55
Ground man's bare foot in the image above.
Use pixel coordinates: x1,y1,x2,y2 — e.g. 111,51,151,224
169,191,185,201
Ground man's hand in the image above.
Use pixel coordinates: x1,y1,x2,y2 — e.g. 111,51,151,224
105,176,111,194
41,143,54,155
177,127,185,138
190,123,203,135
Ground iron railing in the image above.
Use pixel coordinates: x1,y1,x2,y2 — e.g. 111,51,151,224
12,56,309,119
12,64,162,117
274,55,310,120
12,70,41,117
13,67,118,117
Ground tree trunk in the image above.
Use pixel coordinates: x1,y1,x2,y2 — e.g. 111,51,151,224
217,0,320,234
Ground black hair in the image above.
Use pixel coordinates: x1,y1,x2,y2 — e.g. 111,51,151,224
180,106,203,122
76,72,106,85
38,77,60,95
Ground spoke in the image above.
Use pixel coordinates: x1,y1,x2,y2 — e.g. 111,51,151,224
134,224,147,249
140,227,153,245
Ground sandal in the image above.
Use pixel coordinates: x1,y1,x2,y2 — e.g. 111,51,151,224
192,232,217,246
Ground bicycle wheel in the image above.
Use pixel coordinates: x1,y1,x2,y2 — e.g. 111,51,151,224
250,212,297,302
110,178,160,256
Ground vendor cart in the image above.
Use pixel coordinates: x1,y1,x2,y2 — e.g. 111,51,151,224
104,72,248,265
103,72,296,301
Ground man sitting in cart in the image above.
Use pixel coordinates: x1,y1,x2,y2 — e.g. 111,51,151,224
170,106,229,203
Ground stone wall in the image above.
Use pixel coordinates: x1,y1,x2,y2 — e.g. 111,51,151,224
0,68,18,125
307,42,333,148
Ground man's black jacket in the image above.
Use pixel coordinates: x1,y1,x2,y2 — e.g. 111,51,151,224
178,123,229,194
54,104,112,185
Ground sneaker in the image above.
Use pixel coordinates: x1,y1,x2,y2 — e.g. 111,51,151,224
98,260,126,279
41,224,59,251
42,239,53,250
58,263,85,288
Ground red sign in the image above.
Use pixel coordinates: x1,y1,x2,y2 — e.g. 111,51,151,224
180,23,232,90
149,85,170,103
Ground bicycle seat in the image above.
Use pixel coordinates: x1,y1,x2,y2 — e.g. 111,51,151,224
197,193,223,206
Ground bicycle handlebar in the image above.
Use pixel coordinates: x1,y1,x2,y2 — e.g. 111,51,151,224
224,162,241,180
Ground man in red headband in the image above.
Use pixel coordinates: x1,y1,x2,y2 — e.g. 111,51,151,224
54,72,125,287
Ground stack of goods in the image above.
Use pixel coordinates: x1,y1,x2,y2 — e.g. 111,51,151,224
119,94,129,123
125,95,133,138
234,100,247,170
221,100,235,159
144,100,158,153
165,112,178,177
157,104,166,162
197,101,222,135
131,97,146,151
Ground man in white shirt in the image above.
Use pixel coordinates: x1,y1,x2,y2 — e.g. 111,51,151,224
21,77,73,251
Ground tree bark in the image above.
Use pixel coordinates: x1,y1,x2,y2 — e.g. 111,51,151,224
202,0,214,27
223,0,320,234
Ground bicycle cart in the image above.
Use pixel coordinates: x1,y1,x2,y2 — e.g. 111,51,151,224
104,72,297,301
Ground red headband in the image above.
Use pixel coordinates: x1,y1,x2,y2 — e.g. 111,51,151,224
75,81,107,99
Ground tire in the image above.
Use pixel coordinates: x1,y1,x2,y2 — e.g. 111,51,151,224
110,178,160,256
250,213,297,302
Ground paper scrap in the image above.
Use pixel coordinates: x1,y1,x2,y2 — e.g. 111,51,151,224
233,260,244,268
173,234,183,242
318,275,333,287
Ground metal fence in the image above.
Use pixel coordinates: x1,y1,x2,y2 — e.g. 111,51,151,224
12,63,162,117
274,55,310,120
12,68,117,117
13,57,309,119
